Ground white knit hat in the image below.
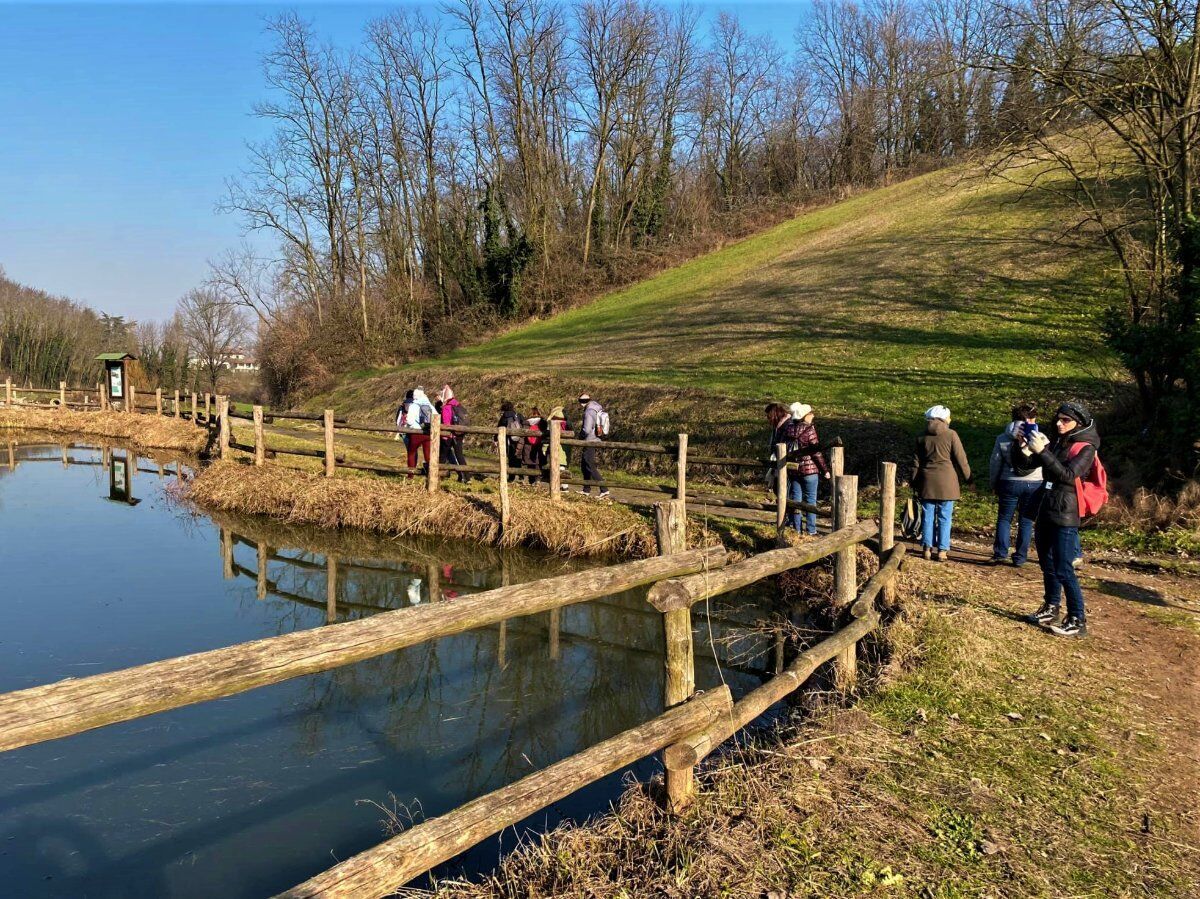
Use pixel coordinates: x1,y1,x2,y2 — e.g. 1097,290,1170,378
790,402,812,419
925,405,951,421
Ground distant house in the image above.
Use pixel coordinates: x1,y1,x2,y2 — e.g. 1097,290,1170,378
188,349,260,373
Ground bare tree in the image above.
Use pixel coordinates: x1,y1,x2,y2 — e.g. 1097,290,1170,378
178,288,247,393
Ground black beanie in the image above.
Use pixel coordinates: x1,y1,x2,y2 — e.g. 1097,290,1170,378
1056,401,1092,427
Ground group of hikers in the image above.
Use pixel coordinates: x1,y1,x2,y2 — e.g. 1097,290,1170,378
394,386,613,498
769,399,1105,639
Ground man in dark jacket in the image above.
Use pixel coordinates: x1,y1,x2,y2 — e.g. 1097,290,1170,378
1013,401,1099,637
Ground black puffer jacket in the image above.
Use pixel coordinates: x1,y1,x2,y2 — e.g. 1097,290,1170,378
1010,421,1100,527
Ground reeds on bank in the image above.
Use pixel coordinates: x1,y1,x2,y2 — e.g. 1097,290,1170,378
188,461,659,559
0,407,207,454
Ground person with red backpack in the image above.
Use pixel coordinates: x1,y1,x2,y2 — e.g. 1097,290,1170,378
1014,401,1107,637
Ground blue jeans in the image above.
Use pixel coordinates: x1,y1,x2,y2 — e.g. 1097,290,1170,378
1035,520,1086,621
993,480,1039,563
788,474,820,535
920,499,955,551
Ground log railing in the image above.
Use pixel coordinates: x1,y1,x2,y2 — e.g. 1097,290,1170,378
0,459,901,897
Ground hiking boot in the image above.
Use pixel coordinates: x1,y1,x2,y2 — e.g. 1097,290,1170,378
1049,616,1087,637
598,490,612,500
922,546,932,561
1011,558,1026,569
1026,602,1060,626
936,550,949,562
987,556,1005,565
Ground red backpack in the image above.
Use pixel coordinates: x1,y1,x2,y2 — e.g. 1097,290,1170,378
1067,443,1108,518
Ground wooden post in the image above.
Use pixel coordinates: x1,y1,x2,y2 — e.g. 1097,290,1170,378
256,542,269,600
190,392,197,424
128,383,136,414
98,380,106,411
253,405,265,466
497,426,510,533
676,433,688,501
833,474,860,691
775,441,789,541
174,389,181,419
549,424,562,501
326,556,338,624
218,396,230,459
656,498,694,813
879,461,897,607
155,388,163,416
204,393,212,424
830,445,845,524
221,527,234,580
6,441,13,471
5,378,11,406
59,381,66,408
62,447,69,469
497,619,508,668
323,410,336,478
427,415,440,492
548,607,560,661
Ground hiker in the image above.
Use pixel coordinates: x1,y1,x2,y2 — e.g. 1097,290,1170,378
406,387,436,476
523,407,544,484
1015,401,1103,638
394,389,414,447
547,405,570,490
579,393,610,499
437,385,468,483
787,402,830,536
495,401,525,480
765,403,799,530
988,402,1042,566
910,405,971,561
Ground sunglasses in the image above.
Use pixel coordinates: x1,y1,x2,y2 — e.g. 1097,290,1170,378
1054,416,1074,425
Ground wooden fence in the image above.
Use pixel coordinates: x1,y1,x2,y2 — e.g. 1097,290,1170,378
2,379,841,534
0,457,904,898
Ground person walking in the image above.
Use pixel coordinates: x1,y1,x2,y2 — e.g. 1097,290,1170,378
405,387,436,477
495,401,525,481
578,393,610,499
988,402,1042,566
1017,401,1101,637
787,402,830,536
394,389,414,447
547,405,570,490
910,405,971,561
437,385,468,483
523,407,544,484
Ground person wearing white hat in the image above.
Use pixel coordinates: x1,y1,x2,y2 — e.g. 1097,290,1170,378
786,402,829,535
910,404,971,561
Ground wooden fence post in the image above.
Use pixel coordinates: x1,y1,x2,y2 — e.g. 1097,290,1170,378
830,444,845,524
5,378,11,406
879,462,897,607
253,405,265,466
321,409,335,478
676,433,688,501
190,392,197,424
220,527,234,580
128,384,136,414
174,389,181,419
656,498,694,813
427,415,440,493
549,424,562,501
833,474,860,692
326,555,338,624
497,426,510,533
775,441,789,541
256,542,269,601
218,396,230,459
59,381,66,408
549,607,561,661
155,388,163,416
98,380,106,411
204,393,211,424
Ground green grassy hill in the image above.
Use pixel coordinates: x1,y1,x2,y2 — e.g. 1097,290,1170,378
321,163,1123,467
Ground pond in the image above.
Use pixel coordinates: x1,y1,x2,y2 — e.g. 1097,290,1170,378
0,437,779,898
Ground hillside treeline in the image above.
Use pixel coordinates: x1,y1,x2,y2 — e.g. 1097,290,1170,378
221,0,1013,399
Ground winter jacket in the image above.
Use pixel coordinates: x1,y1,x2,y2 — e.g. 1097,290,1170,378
526,416,543,445
988,422,1042,489
408,389,435,429
789,420,829,477
581,400,603,442
911,419,971,501
1010,420,1100,528
440,398,461,439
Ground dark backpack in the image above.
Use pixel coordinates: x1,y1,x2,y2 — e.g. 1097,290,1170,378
451,403,468,426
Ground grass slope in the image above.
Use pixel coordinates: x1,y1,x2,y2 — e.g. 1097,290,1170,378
333,164,1122,462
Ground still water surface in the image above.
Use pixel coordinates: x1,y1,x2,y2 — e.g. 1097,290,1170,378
0,439,773,898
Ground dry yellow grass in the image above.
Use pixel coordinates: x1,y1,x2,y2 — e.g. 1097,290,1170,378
0,407,207,454
187,461,659,559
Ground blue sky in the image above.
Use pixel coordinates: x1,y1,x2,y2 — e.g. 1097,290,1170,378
0,1,808,323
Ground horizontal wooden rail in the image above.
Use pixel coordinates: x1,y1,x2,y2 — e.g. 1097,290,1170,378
647,519,878,612
276,686,733,898
849,544,907,617
0,544,727,753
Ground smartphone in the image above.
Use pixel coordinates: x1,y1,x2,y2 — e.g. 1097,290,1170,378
1022,422,1039,438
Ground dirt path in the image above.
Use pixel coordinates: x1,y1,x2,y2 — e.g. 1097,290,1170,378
928,539,1200,856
